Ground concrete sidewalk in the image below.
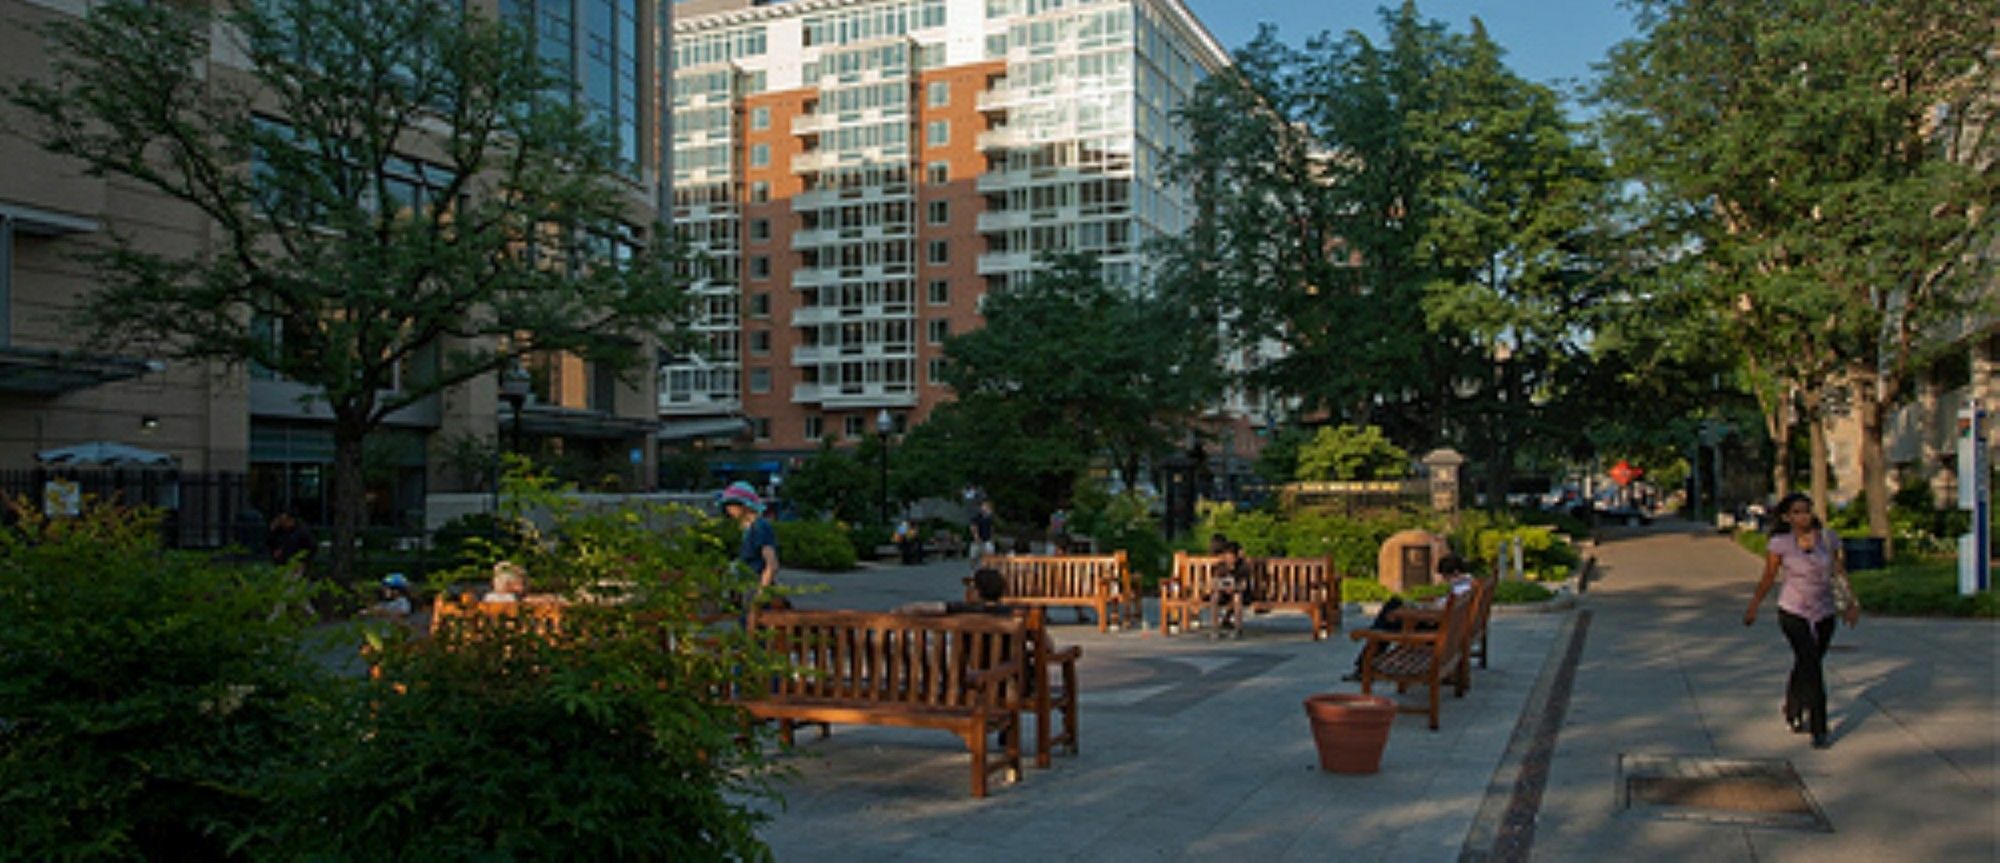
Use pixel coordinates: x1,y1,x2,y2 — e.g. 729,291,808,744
759,557,1566,861
1532,522,1999,862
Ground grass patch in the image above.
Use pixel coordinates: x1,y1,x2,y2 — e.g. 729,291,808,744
1494,580,1555,604
1736,530,1993,617
1851,557,1998,618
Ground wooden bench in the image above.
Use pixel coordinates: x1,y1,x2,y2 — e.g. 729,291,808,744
1159,553,1340,639
429,593,569,641
1347,578,1484,730
740,609,1028,798
973,552,1138,632
1467,574,1496,669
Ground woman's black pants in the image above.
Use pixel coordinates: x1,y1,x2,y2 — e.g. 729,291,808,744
1778,609,1837,736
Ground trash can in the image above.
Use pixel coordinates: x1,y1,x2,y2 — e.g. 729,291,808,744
1842,536,1887,572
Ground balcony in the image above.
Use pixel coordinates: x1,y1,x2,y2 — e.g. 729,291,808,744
975,87,1014,113
976,250,1037,276
977,126,1030,151
791,382,919,408
791,150,842,174
975,209,1033,233
791,112,834,136
792,343,915,365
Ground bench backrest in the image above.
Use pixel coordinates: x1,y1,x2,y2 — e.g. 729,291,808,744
1436,580,1482,661
753,609,1026,709
1470,574,1497,635
1169,552,1226,598
977,552,1130,601
1253,556,1337,603
430,594,568,641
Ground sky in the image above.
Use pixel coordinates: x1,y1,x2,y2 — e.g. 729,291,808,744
1181,1,1641,103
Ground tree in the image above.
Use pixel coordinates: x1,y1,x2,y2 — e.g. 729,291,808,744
898,253,1222,520
1294,424,1410,481
1163,3,1612,491
1600,0,1998,540
784,441,877,525
6,0,691,582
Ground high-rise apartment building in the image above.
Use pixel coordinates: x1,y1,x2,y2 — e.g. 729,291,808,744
664,0,1227,464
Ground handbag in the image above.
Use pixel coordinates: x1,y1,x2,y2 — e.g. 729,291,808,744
1825,530,1857,614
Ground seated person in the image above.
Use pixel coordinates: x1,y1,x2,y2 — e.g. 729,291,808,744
896,568,1010,615
1209,539,1251,639
894,517,924,565
362,573,417,620
1344,554,1474,680
483,561,527,603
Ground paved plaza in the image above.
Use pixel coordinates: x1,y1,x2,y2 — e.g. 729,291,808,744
761,525,1999,862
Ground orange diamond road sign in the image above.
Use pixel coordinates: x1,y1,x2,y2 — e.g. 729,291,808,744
1610,460,1640,487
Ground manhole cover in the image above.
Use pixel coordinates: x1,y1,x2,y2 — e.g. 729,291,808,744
1618,755,1831,832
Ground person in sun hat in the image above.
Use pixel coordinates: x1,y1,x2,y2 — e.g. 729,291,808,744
720,480,780,589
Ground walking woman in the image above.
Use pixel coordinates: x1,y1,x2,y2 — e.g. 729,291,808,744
1743,492,1862,749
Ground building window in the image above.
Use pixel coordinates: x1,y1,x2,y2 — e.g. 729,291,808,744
752,417,771,441
927,240,949,265
927,318,950,345
926,120,949,148
749,367,771,394
805,415,823,441
750,330,772,356
928,80,950,107
927,200,949,225
750,106,770,130
750,218,771,241
844,414,865,438
749,292,771,318
927,279,949,306
750,255,771,280
929,357,948,384
750,181,771,203
927,161,949,185
750,143,770,168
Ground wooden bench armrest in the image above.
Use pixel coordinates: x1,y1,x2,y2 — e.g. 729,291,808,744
1389,607,1443,629
1045,645,1081,665
965,657,1025,692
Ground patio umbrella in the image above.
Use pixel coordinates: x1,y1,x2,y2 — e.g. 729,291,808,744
34,441,178,468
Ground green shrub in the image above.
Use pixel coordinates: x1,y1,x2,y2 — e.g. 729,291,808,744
270,473,784,860
847,521,892,559
1472,524,1578,581
0,504,325,861
1494,580,1556,604
1294,424,1410,481
1072,482,1171,590
1515,506,1592,539
775,519,860,571
1194,501,1286,556
1342,578,1395,603
1735,529,1770,557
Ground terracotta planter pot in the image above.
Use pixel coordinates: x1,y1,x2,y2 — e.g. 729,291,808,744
1303,693,1395,774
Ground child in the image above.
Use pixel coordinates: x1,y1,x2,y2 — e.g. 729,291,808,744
484,561,527,603
363,573,416,619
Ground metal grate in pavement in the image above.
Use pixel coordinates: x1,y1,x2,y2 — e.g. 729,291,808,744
1618,754,1832,832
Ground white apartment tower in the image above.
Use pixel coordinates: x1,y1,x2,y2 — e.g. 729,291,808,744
664,0,1228,460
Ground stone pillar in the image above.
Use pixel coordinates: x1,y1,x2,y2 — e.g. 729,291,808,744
1422,448,1465,513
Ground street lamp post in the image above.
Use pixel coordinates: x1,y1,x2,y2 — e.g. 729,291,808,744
501,365,532,456
876,409,893,526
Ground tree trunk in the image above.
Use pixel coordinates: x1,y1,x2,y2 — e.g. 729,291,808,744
1805,390,1830,522
1766,387,1793,499
329,412,370,589
1852,364,1894,559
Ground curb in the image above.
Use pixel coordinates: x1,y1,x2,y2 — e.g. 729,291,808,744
1459,606,1594,862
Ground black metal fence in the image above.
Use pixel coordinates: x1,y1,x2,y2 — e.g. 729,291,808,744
0,469,253,549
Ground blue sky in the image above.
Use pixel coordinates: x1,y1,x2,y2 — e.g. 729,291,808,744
1182,1,1640,101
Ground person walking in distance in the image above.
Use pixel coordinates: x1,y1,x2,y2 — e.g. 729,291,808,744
722,481,780,591
1744,492,1862,749
969,500,997,561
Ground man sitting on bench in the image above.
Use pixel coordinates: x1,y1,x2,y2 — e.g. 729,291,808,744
1343,554,1472,681
897,568,1010,616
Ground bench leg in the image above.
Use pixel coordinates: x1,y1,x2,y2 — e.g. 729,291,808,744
968,721,989,798
1035,690,1053,769
1427,680,1441,731
778,719,795,747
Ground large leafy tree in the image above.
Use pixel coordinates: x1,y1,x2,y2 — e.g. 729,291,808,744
898,253,1222,522
7,0,691,580
1600,0,1997,536
1165,4,1611,500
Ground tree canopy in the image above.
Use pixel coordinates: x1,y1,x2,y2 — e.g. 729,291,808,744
7,0,692,578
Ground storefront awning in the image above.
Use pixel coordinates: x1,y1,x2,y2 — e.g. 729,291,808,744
0,345,155,395
508,405,658,440
657,416,751,443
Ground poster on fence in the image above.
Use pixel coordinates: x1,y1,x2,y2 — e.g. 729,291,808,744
43,479,81,518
